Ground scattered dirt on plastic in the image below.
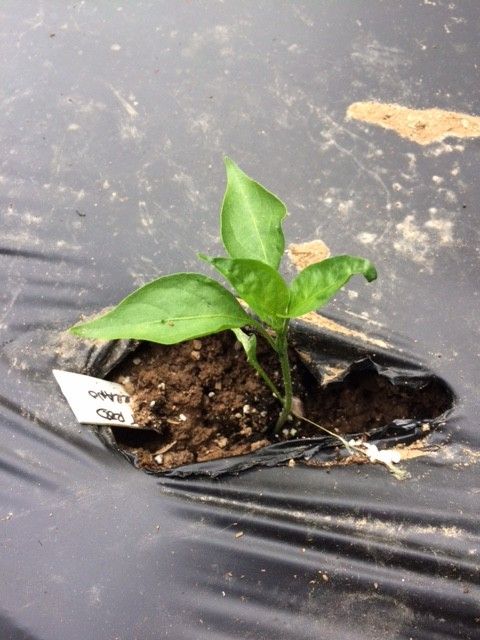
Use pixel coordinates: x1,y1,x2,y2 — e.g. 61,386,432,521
347,102,480,145
318,365,346,385
394,435,437,461
108,331,451,472
287,239,331,269
306,431,439,472
438,444,480,469
299,312,389,350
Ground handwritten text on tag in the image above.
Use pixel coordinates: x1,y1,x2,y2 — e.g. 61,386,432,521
53,369,137,427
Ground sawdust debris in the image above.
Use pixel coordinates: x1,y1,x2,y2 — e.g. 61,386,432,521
347,102,480,145
287,239,331,270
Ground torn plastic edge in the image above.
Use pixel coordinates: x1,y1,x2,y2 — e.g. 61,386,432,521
41,319,455,480
97,412,453,479
95,359,455,480
290,316,434,386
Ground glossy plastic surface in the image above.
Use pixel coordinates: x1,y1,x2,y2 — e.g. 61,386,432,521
1,2,479,638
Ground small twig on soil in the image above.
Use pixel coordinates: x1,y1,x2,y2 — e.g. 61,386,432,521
155,440,178,455
293,412,355,453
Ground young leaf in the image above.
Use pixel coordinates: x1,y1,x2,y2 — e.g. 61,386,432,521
200,255,289,329
232,328,260,369
232,328,281,400
286,256,377,317
221,157,287,269
70,273,251,344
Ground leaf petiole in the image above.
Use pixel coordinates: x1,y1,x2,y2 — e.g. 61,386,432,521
231,328,283,404
247,318,278,351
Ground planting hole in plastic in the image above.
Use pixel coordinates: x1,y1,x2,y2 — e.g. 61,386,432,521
98,331,454,478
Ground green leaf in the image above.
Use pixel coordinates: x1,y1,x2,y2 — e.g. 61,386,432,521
232,327,259,367
200,255,289,328
286,256,377,317
221,157,287,269
70,273,251,344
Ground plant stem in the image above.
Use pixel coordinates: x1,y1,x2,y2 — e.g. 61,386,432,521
274,322,293,433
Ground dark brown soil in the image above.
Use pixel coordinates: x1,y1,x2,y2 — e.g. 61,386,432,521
108,331,452,473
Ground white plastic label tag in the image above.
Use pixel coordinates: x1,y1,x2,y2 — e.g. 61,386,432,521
53,369,137,427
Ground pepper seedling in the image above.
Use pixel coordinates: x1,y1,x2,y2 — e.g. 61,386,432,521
70,158,377,433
